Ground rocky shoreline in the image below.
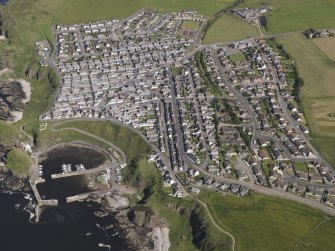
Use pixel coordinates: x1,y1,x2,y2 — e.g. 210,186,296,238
89,192,170,251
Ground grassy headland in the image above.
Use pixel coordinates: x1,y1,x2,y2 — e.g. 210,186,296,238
5,147,33,174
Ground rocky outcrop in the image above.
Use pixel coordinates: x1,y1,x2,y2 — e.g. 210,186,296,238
94,193,170,251
0,81,26,121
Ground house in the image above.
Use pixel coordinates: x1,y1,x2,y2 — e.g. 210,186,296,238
239,186,249,196
299,125,309,134
189,187,200,194
310,175,323,183
273,180,288,190
307,186,323,197
292,184,305,194
220,182,231,191
326,197,335,207
269,170,283,181
258,149,269,160
317,165,328,175
256,175,266,185
258,138,268,147
252,166,261,176
236,169,248,180
325,172,335,183
299,173,309,181
231,184,240,193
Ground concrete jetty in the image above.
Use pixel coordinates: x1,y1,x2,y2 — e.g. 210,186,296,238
29,179,58,222
66,190,111,203
51,165,116,180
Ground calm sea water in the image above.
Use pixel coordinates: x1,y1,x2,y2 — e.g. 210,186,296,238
37,145,107,201
0,189,130,251
0,146,130,251
0,0,8,5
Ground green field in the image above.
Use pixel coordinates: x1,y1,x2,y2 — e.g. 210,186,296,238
199,191,335,251
203,13,259,43
229,52,246,62
33,120,152,162
5,147,33,174
181,20,199,30
0,121,28,146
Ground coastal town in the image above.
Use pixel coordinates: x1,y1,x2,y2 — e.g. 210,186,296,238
3,0,335,250
34,9,335,214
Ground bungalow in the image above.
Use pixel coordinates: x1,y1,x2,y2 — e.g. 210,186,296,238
258,149,269,160
299,173,309,181
299,125,309,134
236,169,248,180
292,184,305,194
257,175,266,185
258,138,268,147
273,180,288,190
325,172,335,183
220,182,231,191
269,170,282,181
317,165,328,175
326,197,335,207
273,149,283,159
252,166,261,176
239,186,249,196
307,186,323,197
310,175,323,183
231,184,240,193
189,187,200,194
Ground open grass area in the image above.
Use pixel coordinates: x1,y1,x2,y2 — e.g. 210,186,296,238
181,20,199,30
203,13,259,44
312,36,335,61
199,190,335,251
36,124,111,150
53,120,151,162
0,121,28,146
294,162,308,172
229,52,246,62
5,147,33,174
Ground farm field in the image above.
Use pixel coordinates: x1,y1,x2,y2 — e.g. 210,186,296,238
312,35,335,61
199,191,335,251
203,13,259,44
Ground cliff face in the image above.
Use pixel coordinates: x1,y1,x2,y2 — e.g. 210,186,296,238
0,81,26,120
